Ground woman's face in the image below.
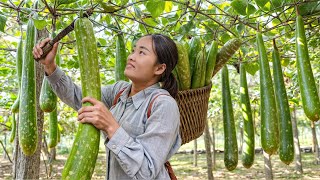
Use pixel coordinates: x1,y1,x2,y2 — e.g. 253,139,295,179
124,36,165,83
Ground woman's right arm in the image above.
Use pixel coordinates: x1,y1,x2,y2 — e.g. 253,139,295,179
46,67,83,110
33,38,83,110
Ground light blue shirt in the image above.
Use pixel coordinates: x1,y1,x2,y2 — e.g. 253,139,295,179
46,67,181,179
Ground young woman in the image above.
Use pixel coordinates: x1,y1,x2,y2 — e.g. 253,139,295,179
33,34,181,179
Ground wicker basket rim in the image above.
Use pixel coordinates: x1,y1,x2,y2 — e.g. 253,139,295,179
177,82,212,94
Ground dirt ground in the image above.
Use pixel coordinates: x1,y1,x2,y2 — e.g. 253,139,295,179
1,152,320,179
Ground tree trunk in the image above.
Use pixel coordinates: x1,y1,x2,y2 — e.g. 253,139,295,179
292,105,303,174
13,29,46,179
211,120,216,169
263,150,273,180
193,139,198,167
50,147,56,161
310,121,320,164
204,119,214,180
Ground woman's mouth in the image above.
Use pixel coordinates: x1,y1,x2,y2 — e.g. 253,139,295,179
126,63,135,68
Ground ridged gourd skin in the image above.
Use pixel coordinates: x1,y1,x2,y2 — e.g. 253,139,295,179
48,107,58,148
240,64,255,169
222,66,238,171
272,41,294,165
213,38,241,76
191,50,205,89
18,19,38,156
205,41,218,86
115,33,129,81
62,17,101,180
256,32,279,155
295,14,320,122
11,37,23,113
188,36,201,79
175,41,191,90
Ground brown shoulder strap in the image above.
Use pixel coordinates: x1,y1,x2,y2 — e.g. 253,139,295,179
147,93,170,118
112,88,126,106
165,161,177,180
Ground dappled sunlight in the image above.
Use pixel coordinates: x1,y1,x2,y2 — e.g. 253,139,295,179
297,38,305,46
240,87,246,94
242,111,249,121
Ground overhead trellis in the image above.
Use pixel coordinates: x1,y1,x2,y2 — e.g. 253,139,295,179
0,0,319,74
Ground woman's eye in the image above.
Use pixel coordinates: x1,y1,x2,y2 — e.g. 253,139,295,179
139,51,145,55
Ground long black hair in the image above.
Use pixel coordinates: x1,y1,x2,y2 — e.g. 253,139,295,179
148,34,178,98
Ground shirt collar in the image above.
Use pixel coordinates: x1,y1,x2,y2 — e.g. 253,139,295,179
119,83,161,109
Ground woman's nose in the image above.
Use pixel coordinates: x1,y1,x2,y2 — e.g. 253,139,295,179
127,52,135,61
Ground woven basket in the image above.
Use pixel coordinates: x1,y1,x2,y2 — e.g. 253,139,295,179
176,83,212,145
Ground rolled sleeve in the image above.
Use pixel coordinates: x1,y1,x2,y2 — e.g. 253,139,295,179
46,66,64,85
107,127,130,155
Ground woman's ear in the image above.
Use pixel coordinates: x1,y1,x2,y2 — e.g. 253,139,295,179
154,63,166,76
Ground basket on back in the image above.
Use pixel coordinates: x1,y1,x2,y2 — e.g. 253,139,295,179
176,83,212,145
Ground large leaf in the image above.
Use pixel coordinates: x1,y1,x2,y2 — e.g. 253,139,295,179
0,14,6,32
231,0,248,16
146,0,165,18
33,18,47,30
254,0,268,8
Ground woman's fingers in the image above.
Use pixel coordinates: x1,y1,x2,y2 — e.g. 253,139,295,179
39,38,51,47
78,106,96,115
81,97,101,105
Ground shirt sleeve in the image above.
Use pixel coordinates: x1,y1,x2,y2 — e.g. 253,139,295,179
46,66,128,110
106,95,181,179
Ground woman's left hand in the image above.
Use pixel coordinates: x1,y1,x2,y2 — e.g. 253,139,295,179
78,97,120,139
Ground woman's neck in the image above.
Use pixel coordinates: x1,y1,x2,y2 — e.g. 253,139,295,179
130,80,157,97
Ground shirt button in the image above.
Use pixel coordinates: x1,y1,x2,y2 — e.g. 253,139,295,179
112,145,117,149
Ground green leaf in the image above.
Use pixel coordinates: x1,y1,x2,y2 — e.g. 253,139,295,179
0,14,7,32
179,21,193,36
144,18,158,27
236,24,245,34
58,0,77,5
246,4,256,15
245,62,259,76
254,0,268,8
146,0,165,18
98,38,107,46
33,18,47,30
231,0,248,16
